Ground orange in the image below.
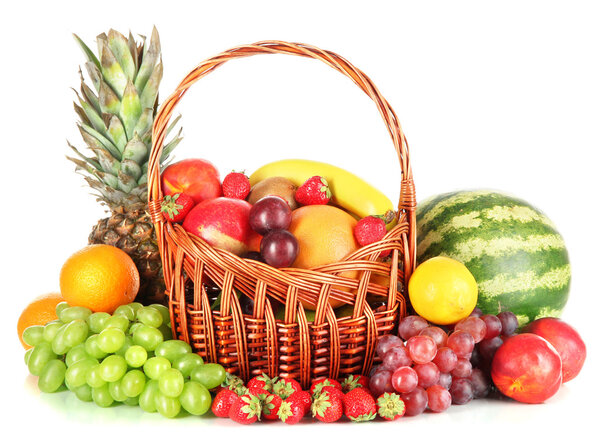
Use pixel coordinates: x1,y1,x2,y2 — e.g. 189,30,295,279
59,245,140,313
288,205,359,309
17,292,64,349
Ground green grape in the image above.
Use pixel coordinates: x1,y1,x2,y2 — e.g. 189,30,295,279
84,335,107,360
132,325,163,351
97,327,126,353
43,321,64,343
108,379,128,402
63,319,89,348
190,363,226,390
38,359,66,393
92,384,114,408
115,336,133,357
24,348,33,366
139,379,159,413
66,357,98,388
114,304,136,321
158,368,184,398
73,384,93,402
51,324,69,355
137,307,163,328
86,364,106,388
154,340,192,364
124,396,139,406
28,343,58,376
59,306,92,323
125,345,147,368
128,322,143,336
149,304,170,323
129,302,144,315
65,344,89,367
179,381,211,415
23,325,45,347
104,315,130,332
121,370,146,398
55,302,70,318
87,312,110,333
158,324,173,341
99,355,127,382
143,357,171,380
172,353,204,378
155,392,181,418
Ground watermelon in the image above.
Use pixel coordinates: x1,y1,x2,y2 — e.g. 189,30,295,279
416,190,570,325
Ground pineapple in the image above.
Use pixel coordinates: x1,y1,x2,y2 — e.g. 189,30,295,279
68,27,181,304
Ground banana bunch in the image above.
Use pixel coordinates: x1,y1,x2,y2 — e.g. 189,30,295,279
249,159,397,227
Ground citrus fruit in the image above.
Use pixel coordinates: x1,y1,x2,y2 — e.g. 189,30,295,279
288,205,359,309
59,245,140,313
408,256,478,325
17,292,64,349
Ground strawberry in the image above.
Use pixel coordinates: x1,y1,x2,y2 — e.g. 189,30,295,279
247,372,277,394
286,390,312,414
161,193,194,223
278,398,305,424
376,392,406,421
295,176,331,205
310,378,342,396
311,391,343,423
341,374,370,393
221,372,247,395
272,377,302,399
354,215,387,246
222,171,251,200
228,393,262,425
211,389,239,418
260,393,283,421
343,387,377,422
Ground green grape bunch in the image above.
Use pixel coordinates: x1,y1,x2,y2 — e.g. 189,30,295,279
23,302,226,418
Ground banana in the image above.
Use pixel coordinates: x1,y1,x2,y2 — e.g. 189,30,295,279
249,159,397,226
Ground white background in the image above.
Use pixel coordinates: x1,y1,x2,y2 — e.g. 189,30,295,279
1,1,598,444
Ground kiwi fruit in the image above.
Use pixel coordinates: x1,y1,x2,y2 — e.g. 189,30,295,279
248,176,298,210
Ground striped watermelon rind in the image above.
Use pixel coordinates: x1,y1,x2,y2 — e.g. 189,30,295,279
416,190,570,325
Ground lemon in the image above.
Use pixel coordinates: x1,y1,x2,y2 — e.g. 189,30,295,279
408,256,478,325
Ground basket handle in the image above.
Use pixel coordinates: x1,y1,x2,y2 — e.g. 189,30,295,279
148,41,417,274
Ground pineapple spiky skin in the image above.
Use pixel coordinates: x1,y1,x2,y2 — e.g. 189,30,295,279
88,206,164,304
69,27,181,305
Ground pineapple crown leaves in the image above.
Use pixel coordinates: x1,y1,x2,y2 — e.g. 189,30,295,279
311,392,333,418
67,26,183,209
377,392,405,420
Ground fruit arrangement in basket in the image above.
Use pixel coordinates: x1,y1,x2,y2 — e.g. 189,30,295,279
16,27,587,423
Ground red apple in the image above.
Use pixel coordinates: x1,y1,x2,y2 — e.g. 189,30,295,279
522,317,586,383
182,197,256,256
491,333,562,404
162,158,222,204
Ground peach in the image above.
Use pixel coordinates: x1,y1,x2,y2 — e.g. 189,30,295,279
162,158,222,204
522,317,586,383
491,333,562,404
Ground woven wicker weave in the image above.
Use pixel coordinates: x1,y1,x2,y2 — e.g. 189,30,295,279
147,41,416,387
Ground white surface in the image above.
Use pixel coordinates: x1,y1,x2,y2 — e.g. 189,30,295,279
1,0,598,444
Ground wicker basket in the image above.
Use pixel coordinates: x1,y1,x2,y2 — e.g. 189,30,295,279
147,41,416,388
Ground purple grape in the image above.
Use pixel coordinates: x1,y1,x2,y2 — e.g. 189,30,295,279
470,368,491,399
260,230,298,268
369,370,394,397
450,378,473,405
478,336,503,362
438,372,452,390
497,311,519,336
375,334,404,358
249,196,292,235
382,345,412,370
